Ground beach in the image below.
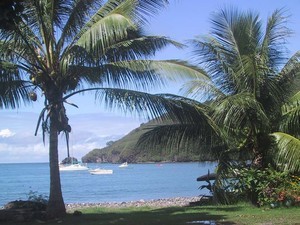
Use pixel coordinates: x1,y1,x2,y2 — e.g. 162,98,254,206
66,196,206,211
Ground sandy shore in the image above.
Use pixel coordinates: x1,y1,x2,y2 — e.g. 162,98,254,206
66,196,205,211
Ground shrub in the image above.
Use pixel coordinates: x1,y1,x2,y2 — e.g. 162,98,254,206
229,166,300,207
27,190,48,205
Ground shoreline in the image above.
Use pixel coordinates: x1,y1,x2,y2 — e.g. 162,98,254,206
66,196,206,211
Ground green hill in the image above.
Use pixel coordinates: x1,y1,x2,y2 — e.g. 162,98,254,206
82,120,215,163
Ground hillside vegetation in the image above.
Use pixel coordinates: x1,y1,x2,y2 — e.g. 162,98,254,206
82,120,215,163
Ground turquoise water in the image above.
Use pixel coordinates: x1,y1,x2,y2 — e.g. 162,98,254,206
0,162,217,207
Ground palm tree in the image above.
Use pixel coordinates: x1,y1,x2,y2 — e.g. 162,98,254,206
137,8,300,174
0,0,206,217
187,7,300,170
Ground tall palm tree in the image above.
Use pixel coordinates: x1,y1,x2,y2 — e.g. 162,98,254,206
0,0,206,217
187,7,300,170
137,8,300,173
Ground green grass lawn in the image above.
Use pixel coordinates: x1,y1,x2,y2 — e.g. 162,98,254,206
3,204,300,225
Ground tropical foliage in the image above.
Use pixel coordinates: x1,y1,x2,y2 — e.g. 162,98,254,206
0,60,32,108
229,167,300,207
0,0,207,217
140,7,300,170
135,7,300,204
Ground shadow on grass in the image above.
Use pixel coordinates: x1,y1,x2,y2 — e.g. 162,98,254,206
1,206,239,225
63,207,235,225
188,205,244,213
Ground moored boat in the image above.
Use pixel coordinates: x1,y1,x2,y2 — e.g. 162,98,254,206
119,162,128,168
59,163,89,171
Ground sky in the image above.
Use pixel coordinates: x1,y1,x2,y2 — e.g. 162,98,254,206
1,0,300,163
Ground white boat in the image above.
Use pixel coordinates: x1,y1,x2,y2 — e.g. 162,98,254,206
59,163,89,171
89,168,113,175
119,162,128,168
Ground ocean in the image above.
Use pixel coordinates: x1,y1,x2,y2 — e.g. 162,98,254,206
0,162,217,207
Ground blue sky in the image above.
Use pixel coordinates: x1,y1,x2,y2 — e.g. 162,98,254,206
1,0,300,163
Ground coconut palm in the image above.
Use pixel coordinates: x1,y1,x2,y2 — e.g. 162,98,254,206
188,7,300,170
0,0,206,217
137,7,300,173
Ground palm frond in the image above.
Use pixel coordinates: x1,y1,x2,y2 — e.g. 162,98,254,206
58,0,101,49
288,90,300,103
28,1,57,59
212,93,269,134
276,51,300,96
210,7,246,64
271,132,300,173
72,0,169,54
188,37,237,94
238,53,286,116
0,14,50,78
92,0,168,25
132,0,169,24
68,62,162,91
148,60,209,82
104,35,185,61
261,8,291,69
72,0,139,49
0,61,32,109
92,88,210,123
213,9,262,94
180,77,225,101
75,13,136,55
280,91,300,135
137,123,222,157
67,59,208,92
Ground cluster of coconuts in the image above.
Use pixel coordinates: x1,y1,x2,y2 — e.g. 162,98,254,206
29,91,37,101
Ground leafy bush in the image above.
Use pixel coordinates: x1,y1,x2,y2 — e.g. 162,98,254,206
27,190,49,205
229,166,300,207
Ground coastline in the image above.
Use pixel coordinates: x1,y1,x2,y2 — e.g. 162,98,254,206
66,196,206,211
1,163,214,208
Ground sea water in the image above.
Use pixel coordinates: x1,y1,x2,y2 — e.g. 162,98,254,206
0,162,217,207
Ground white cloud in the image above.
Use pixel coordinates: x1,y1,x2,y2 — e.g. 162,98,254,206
0,111,143,163
0,129,15,138
0,142,48,163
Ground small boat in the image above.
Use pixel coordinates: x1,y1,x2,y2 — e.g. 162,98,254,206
59,163,89,171
119,162,128,168
89,168,113,175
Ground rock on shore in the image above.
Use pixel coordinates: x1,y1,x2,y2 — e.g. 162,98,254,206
66,196,205,211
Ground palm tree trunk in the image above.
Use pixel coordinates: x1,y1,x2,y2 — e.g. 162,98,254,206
46,116,66,218
252,150,264,168
252,134,269,169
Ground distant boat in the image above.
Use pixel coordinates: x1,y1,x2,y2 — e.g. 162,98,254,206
59,163,89,171
119,162,128,168
89,168,113,175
